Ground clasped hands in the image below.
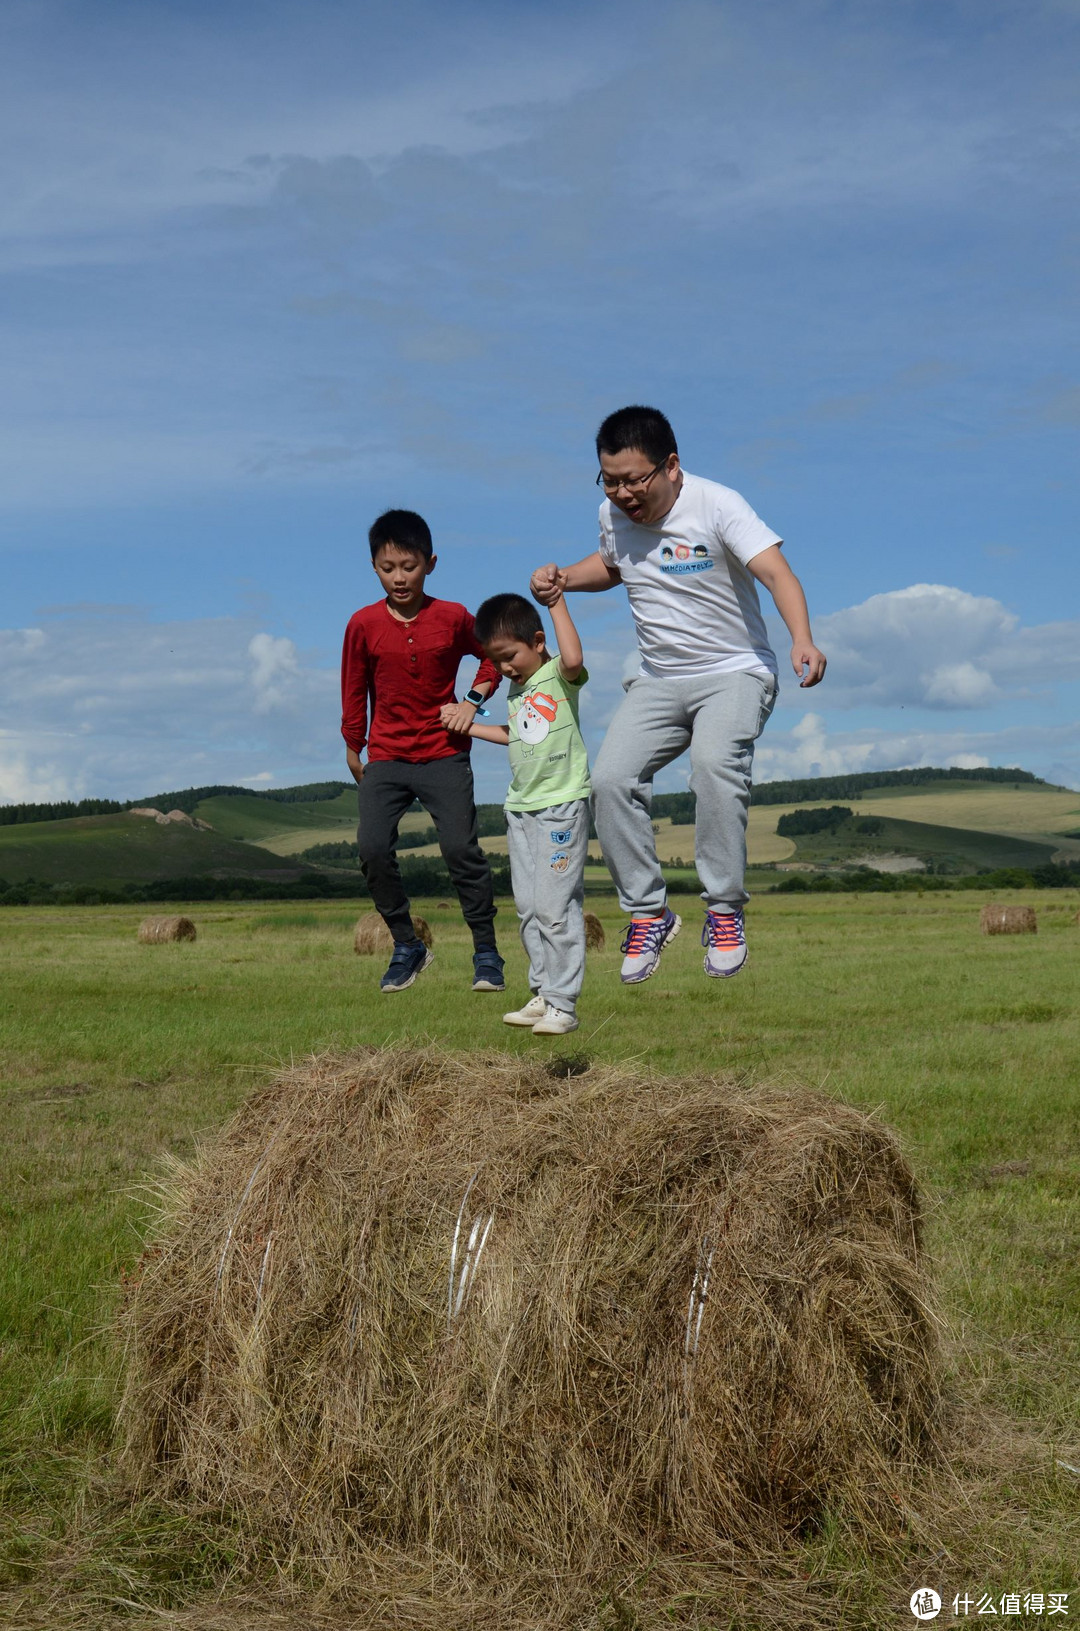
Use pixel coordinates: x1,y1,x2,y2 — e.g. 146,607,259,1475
439,700,480,735
529,564,566,607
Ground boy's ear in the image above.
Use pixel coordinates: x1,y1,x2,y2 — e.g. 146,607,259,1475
425,553,437,576
533,628,547,651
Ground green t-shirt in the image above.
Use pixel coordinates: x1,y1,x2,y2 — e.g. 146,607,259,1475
505,656,591,812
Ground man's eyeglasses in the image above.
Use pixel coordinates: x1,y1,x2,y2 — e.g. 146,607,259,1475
595,456,670,495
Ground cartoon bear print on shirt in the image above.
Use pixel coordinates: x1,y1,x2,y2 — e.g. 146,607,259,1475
516,690,558,757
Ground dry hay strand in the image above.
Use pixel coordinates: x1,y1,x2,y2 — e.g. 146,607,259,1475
137,915,197,944
980,903,1037,935
584,911,605,951
352,913,432,955
118,1046,942,1619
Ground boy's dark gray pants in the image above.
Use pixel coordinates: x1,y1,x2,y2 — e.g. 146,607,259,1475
357,753,497,949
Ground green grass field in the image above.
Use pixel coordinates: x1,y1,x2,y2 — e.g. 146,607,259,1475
1,890,1079,1627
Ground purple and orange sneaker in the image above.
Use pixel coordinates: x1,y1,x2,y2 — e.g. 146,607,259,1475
702,908,747,978
619,906,681,984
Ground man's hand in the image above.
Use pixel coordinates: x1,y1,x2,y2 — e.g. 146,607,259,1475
345,746,364,785
791,642,827,688
441,700,478,735
531,563,567,606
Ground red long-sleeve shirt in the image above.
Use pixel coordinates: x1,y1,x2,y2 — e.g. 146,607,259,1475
340,596,501,763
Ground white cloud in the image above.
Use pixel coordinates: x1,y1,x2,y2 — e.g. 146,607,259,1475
753,713,1080,791
249,632,301,714
923,661,999,708
0,607,337,803
0,742,74,805
799,584,1080,711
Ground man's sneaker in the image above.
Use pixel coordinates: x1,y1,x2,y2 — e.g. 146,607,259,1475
531,1003,579,1035
702,908,747,978
503,994,547,1027
380,941,433,993
619,907,681,984
472,948,506,991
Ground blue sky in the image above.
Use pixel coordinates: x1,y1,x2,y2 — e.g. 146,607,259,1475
2,0,1078,805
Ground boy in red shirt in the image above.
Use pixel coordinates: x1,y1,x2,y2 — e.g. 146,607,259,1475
341,509,505,993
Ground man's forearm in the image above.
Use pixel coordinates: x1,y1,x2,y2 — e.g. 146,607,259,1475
563,553,621,592
769,572,814,646
748,546,827,687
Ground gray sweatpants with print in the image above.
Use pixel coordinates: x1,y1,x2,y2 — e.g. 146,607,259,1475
591,670,777,917
505,798,589,1015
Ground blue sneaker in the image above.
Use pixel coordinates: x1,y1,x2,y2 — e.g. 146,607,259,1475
472,947,506,991
619,906,681,984
380,940,433,993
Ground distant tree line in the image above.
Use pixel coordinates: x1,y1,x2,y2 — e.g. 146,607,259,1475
5,853,1078,907
0,797,130,826
775,807,884,838
0,852,514,907
770,860,1080,895
752,765,1042,806
0,780,355,827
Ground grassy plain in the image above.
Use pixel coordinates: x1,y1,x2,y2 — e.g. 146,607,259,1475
1,889,1078,1628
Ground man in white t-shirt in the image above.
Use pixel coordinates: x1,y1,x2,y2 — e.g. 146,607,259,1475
531,405,826,984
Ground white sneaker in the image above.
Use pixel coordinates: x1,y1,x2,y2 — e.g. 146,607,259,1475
531,1003,579,1035
619,907,681,984
503,994,547,1027
702,908,748,977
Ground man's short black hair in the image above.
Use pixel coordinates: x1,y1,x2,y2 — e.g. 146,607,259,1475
474,593,544,647
595,405,678,466
368,508,433,561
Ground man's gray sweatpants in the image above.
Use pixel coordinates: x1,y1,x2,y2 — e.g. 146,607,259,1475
505,798,589,1014
591,670,777,917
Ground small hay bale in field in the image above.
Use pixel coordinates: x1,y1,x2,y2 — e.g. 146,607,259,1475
584,910,605,950
136,915,196,944
980,903,1037,935
119,1046,941,1610
352,911,432,954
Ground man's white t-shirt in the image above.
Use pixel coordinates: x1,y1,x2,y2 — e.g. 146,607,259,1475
597,471,781,679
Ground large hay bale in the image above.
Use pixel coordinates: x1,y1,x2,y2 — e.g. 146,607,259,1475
353,912,432,954
980,903,1037,935
584,910,605,950
119,1047,940,1606
137,915,196,944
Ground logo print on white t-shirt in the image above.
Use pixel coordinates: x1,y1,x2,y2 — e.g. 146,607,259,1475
657,537,714,578
517,691,558,744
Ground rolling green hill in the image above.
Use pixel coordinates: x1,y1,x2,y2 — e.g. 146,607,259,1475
191,789,359,843
0,813,306,888
777,812,1058,874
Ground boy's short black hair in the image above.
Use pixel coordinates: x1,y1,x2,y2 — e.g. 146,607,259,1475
368,509,433,561
595,405,678,465
474,593,544,647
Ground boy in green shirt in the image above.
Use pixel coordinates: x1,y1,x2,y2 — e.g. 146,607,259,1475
442,590,590,1035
